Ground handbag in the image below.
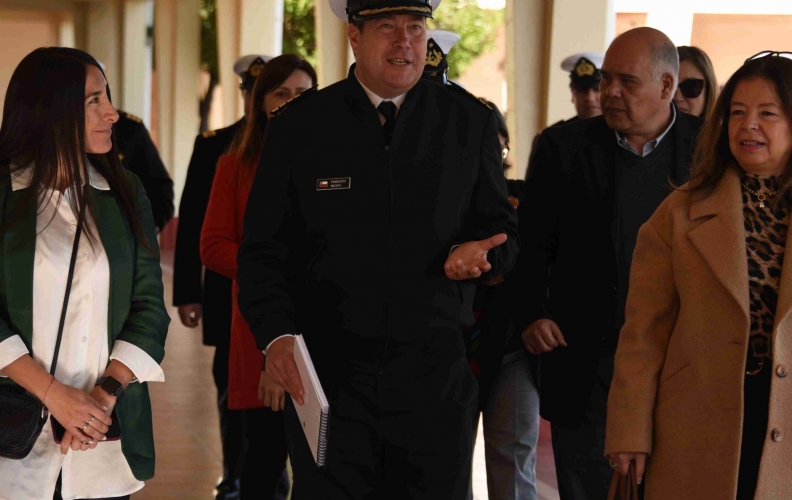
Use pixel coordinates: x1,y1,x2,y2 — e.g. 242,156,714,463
607,463,640,500
0,218,84,459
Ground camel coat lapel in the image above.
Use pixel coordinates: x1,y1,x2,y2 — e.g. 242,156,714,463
686,168,750,324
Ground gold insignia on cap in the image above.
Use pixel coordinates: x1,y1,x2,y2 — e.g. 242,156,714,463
357,5,432,16
575,59,596,77
426,48,443,67
249,60,265,78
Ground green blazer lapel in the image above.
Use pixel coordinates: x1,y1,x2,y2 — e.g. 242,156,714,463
93,189,134,345
1,185,36,349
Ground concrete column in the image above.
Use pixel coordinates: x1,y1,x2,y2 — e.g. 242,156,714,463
86,0,123,105
240,0,284,56
315,0,349,87
155,0,201,207
505,0,551,180
545,0,614,127
217,0,284,122
216,0,241,125
122,0,150,122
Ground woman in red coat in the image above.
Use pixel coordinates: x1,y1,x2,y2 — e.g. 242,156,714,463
201,54,317,499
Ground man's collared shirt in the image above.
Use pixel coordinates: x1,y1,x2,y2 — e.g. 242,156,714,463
615,105,677,157
356,72,407,125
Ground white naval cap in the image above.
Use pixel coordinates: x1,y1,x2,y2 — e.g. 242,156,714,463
234,54,274,77
329,0,442,23
426,29,460,55
560,52,605,72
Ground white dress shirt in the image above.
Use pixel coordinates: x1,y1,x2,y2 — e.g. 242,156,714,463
0,164,165,500
262,75,407,355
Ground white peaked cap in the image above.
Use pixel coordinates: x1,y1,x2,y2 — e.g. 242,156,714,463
233,54,274,76
427,29,460,55
560,52,605,72
329,0,443,23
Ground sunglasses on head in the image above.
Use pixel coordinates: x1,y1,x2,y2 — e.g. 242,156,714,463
678,79,705,99
745,51,792,64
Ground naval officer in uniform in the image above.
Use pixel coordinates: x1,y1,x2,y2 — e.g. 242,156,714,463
422,29,459,85
526,52,604,179
172,54,271,500
237,0,519,498
113,111,174,231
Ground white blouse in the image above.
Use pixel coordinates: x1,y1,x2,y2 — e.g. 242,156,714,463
0,165,165,500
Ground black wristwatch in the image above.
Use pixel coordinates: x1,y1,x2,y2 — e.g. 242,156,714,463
96,376,125,400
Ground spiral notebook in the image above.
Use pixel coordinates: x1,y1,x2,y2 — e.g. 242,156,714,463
292,334,330,467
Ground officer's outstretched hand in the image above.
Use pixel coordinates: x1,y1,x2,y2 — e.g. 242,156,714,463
444,233,508,280
265,337,305,405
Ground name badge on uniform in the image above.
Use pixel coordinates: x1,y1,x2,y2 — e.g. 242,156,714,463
316,177,351,191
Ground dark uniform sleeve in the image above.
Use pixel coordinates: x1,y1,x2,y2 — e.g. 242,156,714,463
237,120,301,350
459,112,520,281
509,130,562,332
173,135,210,306
124,122,174,231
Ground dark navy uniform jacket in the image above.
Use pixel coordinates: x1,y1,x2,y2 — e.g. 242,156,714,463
114,111,174,231
173,120,243,346
238,68,519,389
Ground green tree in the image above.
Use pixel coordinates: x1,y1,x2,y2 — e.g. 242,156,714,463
428,0,502,80
283,0,317,67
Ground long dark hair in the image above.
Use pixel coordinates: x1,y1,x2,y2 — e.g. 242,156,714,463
230,54,317,179
677,46,719,120
689,55,792,203
0,47,149,249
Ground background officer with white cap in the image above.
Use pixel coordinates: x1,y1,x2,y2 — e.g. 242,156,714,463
236,0,519,498
173,54,276,500
526,52,604,179
559,52,605,124
423,29,460,84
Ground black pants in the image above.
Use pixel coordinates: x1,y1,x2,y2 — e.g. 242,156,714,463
551,355,615,500
212,334,247,494
241,406,288,499
286,355,478,500
53,474,130,500
736,366,771,500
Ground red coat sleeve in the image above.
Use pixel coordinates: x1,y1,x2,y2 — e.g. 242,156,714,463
200,154,241,280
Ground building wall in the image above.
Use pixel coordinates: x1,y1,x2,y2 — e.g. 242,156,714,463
0,6,64,117
691,14,792,85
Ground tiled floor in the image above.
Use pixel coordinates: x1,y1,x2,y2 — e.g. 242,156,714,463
136,263,560,499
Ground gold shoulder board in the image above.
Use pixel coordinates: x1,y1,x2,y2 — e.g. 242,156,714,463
202,129,217,139
446,82,492,110
271,86,318,117
124,112,143,124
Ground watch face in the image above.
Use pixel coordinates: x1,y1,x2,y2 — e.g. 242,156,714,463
102,377,123,396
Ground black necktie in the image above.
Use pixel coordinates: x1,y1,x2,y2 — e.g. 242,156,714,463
377,101,398,146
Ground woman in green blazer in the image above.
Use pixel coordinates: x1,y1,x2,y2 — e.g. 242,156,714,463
0,48,169,500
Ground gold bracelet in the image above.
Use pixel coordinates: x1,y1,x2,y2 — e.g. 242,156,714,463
42,376,55,405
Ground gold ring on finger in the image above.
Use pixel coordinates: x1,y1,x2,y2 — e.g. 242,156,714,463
609,460,619,469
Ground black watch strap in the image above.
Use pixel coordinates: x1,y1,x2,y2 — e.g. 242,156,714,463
96,376,125,400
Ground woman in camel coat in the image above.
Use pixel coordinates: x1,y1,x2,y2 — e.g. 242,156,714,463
606,53,792,500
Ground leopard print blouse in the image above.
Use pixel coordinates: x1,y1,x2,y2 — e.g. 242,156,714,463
743,173,790,364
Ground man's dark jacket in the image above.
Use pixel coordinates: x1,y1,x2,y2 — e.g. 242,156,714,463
173,120,242,346
238,69,519,383
115,111,174,231
510,109,701,425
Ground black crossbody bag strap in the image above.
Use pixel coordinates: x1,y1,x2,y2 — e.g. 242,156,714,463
49,218,83,376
